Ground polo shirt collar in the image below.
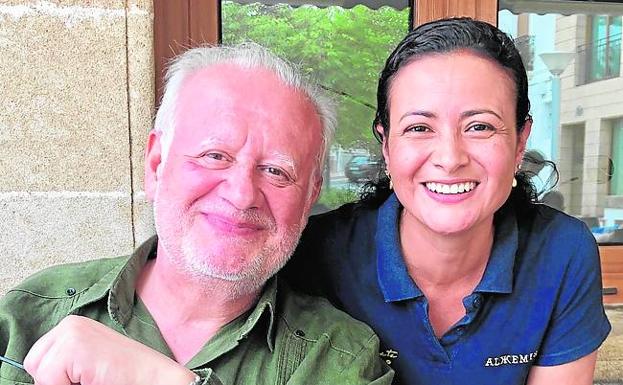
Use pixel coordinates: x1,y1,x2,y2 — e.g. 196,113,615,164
376,193,519,302
377,193,423,302
474,205,518,294
68,235,278,351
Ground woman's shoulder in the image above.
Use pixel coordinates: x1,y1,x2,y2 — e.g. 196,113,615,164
528,203,593,238
517,203,599,267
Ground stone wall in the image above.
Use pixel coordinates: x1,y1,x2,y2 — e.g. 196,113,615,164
0,0,155,294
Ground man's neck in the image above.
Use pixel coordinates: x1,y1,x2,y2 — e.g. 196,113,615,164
134,249,261,365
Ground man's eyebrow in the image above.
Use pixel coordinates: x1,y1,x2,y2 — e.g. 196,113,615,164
461,109,503,120
269,152,296,170
399,110,436,122
197,138,227,148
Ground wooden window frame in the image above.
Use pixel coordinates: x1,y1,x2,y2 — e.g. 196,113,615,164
152,0,496,103
153,0,220,106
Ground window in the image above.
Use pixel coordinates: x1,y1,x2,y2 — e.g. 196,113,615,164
221,1,411,211
498,3,623,246
586,15,621,83
153,0,497,210
613,119,623,196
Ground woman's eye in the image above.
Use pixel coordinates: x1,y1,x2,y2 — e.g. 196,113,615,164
405,125,430,133
467,124,493,132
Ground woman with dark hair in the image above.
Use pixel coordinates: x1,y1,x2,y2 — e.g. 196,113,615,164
284,18,610,385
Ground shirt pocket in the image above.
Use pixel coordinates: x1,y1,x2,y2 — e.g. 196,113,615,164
276,331,309,384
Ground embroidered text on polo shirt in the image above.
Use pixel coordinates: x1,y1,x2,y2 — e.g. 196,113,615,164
484,351,538,367
380,348,399,366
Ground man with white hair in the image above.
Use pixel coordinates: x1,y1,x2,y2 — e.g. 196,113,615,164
0,44,393,385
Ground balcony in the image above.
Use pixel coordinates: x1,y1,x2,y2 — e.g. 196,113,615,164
576,36,622,85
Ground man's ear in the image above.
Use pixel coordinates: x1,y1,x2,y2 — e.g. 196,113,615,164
310,174,323,206
144,130,163,202
515,119,532,166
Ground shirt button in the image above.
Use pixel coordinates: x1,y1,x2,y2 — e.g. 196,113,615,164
66,287,77,296
456,326,466,334
294,329,305,337
473,296,482,308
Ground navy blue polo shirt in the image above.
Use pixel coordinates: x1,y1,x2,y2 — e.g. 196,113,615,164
284,193,611,385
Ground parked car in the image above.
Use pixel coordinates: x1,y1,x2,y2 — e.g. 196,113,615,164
344,155,381,183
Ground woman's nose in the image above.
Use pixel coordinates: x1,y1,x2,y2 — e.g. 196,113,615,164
430,134,470,173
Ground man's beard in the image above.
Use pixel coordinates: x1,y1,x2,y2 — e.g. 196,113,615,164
153,192,306,297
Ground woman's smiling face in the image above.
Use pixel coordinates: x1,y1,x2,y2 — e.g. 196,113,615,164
381,50,531,236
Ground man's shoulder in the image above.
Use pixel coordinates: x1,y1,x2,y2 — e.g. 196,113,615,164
7,255,128,299
277,280,378,354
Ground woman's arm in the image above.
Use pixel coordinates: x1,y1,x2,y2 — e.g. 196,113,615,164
526,351,598,385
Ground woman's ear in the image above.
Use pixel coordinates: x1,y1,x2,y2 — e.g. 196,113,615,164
376,124,390,167
144,130,163,202
515,118,532,166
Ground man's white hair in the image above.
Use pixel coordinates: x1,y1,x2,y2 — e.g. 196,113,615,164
154,42,336,170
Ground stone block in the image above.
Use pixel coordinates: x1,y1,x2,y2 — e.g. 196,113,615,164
0,1,130,192
0,1,124,8
0,192,133,294
127,0,154,194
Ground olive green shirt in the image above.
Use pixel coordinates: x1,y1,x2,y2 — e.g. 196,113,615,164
0,237,393,385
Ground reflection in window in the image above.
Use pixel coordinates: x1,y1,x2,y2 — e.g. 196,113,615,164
499,2,623,244
581,15,622,84
221,1,410,211
612,119,623,196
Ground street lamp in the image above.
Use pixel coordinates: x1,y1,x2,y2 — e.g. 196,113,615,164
539,51,575,162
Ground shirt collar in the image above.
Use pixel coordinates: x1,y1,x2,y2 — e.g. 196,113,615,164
69,235,278,351
474,204,518,294
376,193,423,302
376,193,519,302
238,276,278,351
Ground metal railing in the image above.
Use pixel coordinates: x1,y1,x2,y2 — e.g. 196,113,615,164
576,36,622,85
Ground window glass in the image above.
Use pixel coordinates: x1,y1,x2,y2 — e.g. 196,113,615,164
613,119,623,195
221,1,410,213
586,15,621,82
499,1,623,244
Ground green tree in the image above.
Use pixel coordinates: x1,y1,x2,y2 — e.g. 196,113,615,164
222,2,409,153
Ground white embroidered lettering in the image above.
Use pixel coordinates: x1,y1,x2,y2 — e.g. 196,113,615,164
379,349,399,366
483,351,538,367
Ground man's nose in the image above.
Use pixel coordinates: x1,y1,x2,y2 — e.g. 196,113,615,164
430,133,470,173
220,165,261,210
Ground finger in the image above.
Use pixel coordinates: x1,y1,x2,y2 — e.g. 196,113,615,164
24,326,60,378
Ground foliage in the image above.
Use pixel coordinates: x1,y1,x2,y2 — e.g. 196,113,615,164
317,186,360,209
222,2,409,152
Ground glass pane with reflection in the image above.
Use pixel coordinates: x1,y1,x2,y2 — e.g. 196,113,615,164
221,1,410,213
499,1,623,245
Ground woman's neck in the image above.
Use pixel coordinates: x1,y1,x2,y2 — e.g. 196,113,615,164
399,211,495,289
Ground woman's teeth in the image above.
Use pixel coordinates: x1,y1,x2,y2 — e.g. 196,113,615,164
425,182,476,195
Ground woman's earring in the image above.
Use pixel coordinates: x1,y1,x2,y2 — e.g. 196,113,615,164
384,169,393,190
512,164,520,188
